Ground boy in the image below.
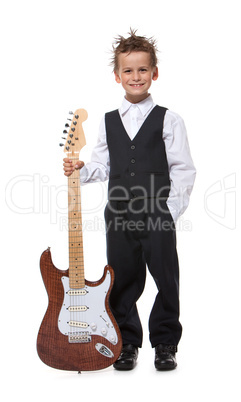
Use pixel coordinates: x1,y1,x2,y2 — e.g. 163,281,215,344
63,29,196,371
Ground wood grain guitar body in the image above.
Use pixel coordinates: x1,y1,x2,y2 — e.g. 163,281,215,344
37,248,122,371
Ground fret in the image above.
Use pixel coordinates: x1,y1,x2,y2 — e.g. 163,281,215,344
69,261,83,264
69,271,84,275
69,270,84,275
69,256,83,259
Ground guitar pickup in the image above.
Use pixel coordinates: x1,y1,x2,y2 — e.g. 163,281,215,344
69,321,88,328
68,332,91,343
67,305,88,312
67,289,87,296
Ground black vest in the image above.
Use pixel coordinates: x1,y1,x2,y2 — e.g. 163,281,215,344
105,105,170,201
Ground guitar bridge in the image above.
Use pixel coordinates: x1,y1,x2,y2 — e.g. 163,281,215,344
68,332,91,343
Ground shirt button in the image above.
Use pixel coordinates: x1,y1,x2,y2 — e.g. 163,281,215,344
131,158,135,163
130,172,135,177
131,145,136,150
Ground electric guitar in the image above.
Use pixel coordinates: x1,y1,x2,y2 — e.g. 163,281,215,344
37,109,122,371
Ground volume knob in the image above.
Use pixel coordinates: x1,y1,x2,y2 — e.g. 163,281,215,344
101,327,107,336
90,323,97,331
109,335,116,343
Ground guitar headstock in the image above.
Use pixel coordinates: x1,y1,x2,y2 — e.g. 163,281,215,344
60,109,88,157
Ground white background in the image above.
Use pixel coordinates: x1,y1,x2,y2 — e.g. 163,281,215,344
1,0,240,400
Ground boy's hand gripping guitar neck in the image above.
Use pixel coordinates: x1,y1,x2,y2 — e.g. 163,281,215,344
37,109,122,371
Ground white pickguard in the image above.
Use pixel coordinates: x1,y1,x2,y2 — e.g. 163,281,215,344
58,270,118,345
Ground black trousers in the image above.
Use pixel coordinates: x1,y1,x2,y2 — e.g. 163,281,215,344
104,198,182,348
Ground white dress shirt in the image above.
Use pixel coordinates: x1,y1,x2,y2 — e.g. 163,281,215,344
79,95,196,223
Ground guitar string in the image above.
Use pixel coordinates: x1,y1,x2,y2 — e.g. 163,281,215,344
69,173,72,340
68,121,79,341
68,145,87,341
70,165,83,340
80,170,87,339
76,167,80,337
70,169,75,340
74,167,78,339
73,163,78,340
79,170,84,338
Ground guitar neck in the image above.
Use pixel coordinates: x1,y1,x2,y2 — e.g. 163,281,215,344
68,158,85,289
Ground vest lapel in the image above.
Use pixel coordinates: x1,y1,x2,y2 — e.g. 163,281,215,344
116,106,159,142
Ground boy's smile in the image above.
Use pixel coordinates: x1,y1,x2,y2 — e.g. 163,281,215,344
114,51,158,104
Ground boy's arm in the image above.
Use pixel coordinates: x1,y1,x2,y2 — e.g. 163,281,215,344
163,111,196,223
79,116,110,183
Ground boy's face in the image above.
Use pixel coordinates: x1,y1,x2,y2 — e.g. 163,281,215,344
114,51,158,104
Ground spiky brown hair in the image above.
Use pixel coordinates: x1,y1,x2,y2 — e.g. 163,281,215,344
111,28,158,72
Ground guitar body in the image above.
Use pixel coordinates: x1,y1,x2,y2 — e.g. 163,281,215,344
37,248,122,371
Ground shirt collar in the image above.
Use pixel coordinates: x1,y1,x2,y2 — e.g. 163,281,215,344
119,95,154,117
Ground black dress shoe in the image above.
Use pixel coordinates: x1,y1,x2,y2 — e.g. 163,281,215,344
113,344,138,370
154,344,177,370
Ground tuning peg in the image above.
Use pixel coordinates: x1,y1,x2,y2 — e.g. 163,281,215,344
59,143,64,147
65,123,70,127
71,127,75,132
75,114,79,119
66,146,70,150
69,134,73,138
61,137,66,140
63,130,68,134
73,121,77,126
69,111,74,115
